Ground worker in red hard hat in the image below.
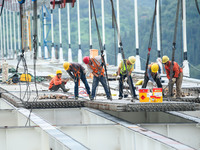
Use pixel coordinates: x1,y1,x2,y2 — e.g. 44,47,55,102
83,56,111,101
49,70,69,92
162,55,183,98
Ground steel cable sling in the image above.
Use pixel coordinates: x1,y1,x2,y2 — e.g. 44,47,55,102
109,0,136,100
169,0,181,97
90,0,112,100
195,0,200,15
0,0,4,16
144,0,157,79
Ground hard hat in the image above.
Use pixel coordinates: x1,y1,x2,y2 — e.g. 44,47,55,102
63,62,71,70
56,70,62,74
151,63,159,73
128,56,136,64
83,56,90,64
162,55,169,64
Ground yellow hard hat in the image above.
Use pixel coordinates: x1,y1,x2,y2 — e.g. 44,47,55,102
151,63,159,73
63,62,71,70
56,70,62,74
128,56,136,64
162,55,169,64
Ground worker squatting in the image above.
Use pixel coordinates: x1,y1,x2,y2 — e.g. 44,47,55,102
49,55,183,100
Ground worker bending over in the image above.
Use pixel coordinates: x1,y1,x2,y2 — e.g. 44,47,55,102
83,56,111,100
142,63,162,88
117,56,137,99
49,70,69,92
162,55,183,98
63,62,91,100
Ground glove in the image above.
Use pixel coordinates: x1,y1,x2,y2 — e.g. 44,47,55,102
153,82,156,87
116,75,120,80
124,77,128,82
172,78,176,83
157,74,160,79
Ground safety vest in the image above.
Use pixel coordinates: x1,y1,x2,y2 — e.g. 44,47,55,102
71,65,81,78
120,60,133,75
89,58,104,76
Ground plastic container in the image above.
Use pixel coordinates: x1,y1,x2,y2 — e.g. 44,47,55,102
152,88,163,102
139,89,149,102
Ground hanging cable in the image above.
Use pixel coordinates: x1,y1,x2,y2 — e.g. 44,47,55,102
90,0,112,100
144,0,157,77
109,0,136,100
0,0,4,16
169,0,181,96
195,0,200,15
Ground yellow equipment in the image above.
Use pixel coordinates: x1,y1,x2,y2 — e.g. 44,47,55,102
56,70,62,74
151,63,159,73
135,79,143,86
128,56,136,64
63,62,71,70
162,55,169,63
20,74,31,82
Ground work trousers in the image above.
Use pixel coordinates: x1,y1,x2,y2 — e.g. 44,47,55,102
50,82,68,92
171,72,183,98
142,75,162,88
74,72,90,97
91,75,110,99
119,74,137,97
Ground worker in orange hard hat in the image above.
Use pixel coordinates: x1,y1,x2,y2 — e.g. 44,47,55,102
83,56,111,101
49,70,69,92
162,55,183,98
63,62,91,100
117,56,137,99
142,63,162,88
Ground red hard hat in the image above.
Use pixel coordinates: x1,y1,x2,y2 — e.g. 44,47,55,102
83,56,90,64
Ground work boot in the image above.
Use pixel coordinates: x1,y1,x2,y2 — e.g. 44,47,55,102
133,95,139,100
89,94,93,100
107,96,112,100
63,88,70,93
118,96,123,100
75,97,78,100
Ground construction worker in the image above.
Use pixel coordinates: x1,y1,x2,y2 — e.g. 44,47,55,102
117,56,137,99
49,70,69,92
83,56,111,100
63,62,91,100
142,63,162,88
162,55,183,98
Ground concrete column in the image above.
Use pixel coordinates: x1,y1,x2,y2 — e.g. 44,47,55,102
9,10,13,58
17,12,21,55
134,0,141,71
13,12,17,59
43,7,48,59
37,12,42,59
77,0,82,63
6,2,9,58
89,0,92,49
58,5,64,62
0,15,3,58
182,0,189,77
3,9,6,57
67,4,72,62
101,0,107,64
116,0,122,66
50,7,55,62
156,0,163,74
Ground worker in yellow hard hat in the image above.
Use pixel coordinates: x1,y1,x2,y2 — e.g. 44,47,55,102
63,62,91,100
162,55,183,98
142,63,162,88
117,56,137,99
49,70,69,92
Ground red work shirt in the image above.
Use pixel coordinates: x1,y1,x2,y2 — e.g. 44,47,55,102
164,61,183,79
49,75,66,89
